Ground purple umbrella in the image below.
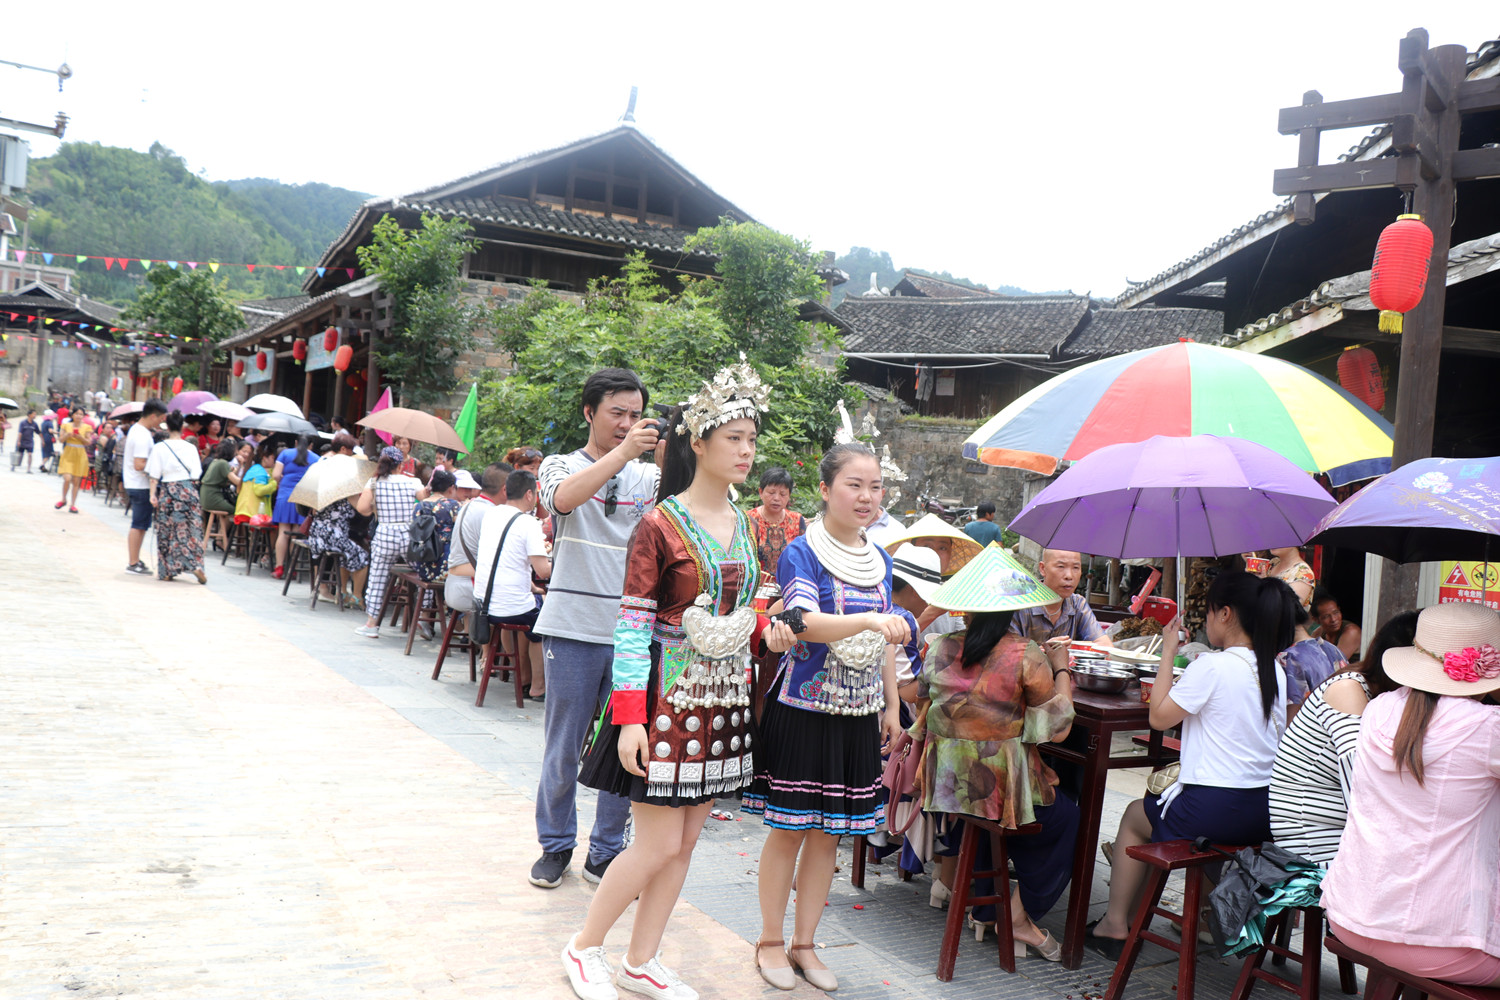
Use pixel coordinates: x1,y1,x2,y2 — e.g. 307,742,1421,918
1307,455,1500,563
1009,435,1337,560
167,390,219,416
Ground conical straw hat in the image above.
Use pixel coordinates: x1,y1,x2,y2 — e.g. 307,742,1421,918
929,543,1060,613
878,513,984,575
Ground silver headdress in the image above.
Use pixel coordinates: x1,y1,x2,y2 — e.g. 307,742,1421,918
679,355,771,438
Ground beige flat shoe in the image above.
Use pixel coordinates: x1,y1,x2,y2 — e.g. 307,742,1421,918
788,944,838,992
755,939,795,991
929,879,952,909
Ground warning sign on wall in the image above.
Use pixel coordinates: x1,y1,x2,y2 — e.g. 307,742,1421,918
1438,561,1500,610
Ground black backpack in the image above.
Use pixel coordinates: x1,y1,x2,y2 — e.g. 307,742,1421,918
406,504,442,565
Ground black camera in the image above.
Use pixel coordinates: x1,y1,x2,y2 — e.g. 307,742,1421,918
650,402,674,439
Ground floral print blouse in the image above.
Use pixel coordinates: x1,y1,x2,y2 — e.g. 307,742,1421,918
912,632,1074,829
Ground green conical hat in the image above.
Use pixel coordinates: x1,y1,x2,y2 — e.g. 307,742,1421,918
929,543,1059,613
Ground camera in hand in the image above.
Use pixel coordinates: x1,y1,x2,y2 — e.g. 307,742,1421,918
649,402,674,438
768,607,808,634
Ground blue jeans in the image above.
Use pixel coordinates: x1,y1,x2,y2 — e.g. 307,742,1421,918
536,636,631,861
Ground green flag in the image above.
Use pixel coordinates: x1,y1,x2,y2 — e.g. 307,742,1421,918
453,382,479,454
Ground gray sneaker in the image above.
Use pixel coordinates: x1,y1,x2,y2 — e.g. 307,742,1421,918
126,561,150,575
354,624,381,638
530,849,573,888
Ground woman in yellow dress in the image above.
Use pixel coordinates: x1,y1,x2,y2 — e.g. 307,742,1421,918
55,414,95,513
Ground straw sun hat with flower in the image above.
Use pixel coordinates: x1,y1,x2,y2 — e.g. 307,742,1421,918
1384,601,1500,698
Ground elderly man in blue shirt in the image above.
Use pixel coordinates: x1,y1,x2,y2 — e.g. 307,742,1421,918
1008,548,1113,648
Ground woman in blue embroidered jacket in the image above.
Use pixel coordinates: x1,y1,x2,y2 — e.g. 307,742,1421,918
744,442,912,992
567,362,789,1000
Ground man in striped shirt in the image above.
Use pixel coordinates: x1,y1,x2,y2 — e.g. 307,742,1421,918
529,368,661,890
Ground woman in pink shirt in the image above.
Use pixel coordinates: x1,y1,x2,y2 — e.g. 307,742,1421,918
1322,602,1500,987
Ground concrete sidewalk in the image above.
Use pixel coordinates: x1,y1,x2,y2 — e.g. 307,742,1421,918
0,466,1334,999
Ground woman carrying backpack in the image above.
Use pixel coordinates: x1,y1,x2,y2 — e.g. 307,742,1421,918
408,470,462,640
353,446,427,639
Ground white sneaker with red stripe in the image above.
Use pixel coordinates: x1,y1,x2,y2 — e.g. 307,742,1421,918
562,934,618,1000
616,954,698,1000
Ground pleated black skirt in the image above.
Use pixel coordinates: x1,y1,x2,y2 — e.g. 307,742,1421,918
742,676,885,835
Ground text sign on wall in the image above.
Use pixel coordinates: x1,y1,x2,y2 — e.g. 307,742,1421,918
307,337,335,372
1438,561,1500,611
243,351,274,386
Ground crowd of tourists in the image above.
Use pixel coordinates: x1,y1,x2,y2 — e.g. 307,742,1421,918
14,366,1497,1000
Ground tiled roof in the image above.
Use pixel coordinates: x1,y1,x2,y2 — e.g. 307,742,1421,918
1117,36,1500,305
0,283,122,328
891,272,1001,299
837,296,1090,356
223,276,380,350
1219,229,1500,347
404,194,710,257
1060,307,1223,358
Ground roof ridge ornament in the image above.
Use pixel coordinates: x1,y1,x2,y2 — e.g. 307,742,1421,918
619,85,639,125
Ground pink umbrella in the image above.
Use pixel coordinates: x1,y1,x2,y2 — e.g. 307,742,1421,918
167,390,219,416
369,387,393,445
109,401,144,419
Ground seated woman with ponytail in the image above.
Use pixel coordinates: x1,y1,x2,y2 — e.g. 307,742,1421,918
1087,571,1295,960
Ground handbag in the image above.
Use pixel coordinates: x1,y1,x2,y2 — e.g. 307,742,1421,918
470,510,519,647
880,703,929,835
1146,762,1181,796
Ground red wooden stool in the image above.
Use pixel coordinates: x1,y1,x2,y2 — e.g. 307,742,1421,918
849,835,912,889
476,622,528,708
935,816,1043,982
1104,839,1254,1000
431,608,479,683
1325,933,1500,1000
1230,906,1358,1000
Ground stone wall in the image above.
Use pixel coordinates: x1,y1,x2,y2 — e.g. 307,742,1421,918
853,397,1045,522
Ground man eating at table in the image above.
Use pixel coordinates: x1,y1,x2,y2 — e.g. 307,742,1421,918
1010,548,1110,803
1008,549,1113,648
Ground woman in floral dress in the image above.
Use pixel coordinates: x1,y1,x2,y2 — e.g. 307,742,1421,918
307,498,370,607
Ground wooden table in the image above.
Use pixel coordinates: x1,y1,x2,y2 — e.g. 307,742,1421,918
1039,684,1179,969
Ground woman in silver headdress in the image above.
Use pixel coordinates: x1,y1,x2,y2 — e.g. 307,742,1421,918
743,441,912,992
563,362,789,1000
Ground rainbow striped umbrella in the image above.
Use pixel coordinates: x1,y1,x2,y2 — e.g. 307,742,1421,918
962,341,1393,486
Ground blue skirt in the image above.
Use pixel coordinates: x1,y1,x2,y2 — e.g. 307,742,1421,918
1144,784,1271,845
271,491,304,525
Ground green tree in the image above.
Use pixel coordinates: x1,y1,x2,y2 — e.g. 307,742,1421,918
119,267,244,387
356,214,485,408
476,222,854,503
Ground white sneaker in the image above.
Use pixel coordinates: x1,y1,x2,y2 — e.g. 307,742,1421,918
562,935,618,1000
617,955,697,1000
354,625,380,638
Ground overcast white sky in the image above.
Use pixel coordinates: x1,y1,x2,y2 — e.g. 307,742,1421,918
7,2,1496,296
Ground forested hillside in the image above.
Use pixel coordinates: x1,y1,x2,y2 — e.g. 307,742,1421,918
24,142,367,304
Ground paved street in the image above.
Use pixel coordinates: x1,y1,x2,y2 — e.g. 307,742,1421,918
0,462,1336,999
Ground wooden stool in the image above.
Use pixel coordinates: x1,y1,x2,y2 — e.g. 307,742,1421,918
1104,839,1254,1000
849,836,913,889
307,552,346,612
400,576,446,656
476,622,529,708
221,521,271,575
936,816,1043,981
1230,906,1358,1000
280,539,313,596
431,608,479,683
202,510,231,554
1325,933,1500,1000
379,569,417,632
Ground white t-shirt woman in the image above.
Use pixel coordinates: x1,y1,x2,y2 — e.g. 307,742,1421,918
146,438,203,482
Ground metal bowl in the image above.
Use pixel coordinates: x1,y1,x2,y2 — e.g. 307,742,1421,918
1070,663,1134,694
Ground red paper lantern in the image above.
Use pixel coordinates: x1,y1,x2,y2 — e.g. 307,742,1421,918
292,339,308,362
1337,345,1386,411
334,344,354,372
1369,213,1433,334
323,327,338,352
233,358,245,378
256,351,268,371
171,376,183,394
